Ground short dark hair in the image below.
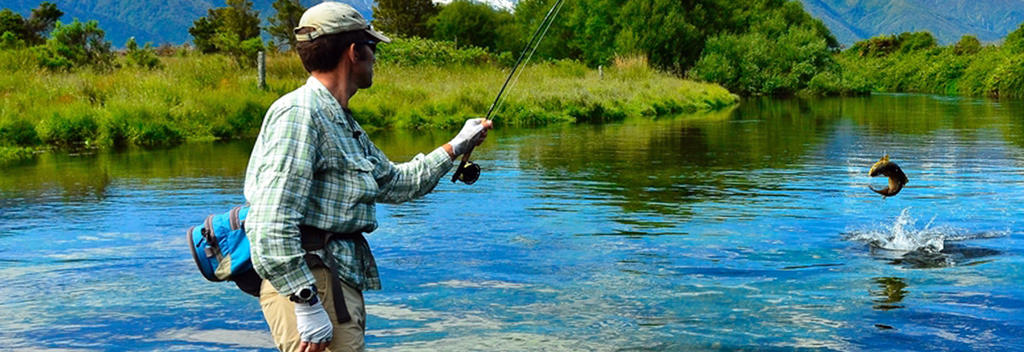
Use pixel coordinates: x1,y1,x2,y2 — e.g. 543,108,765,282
295,29,370,73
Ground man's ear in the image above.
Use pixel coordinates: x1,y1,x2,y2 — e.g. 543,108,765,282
344,43,359,63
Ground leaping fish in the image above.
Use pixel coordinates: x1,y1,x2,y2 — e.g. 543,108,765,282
869,155,908,197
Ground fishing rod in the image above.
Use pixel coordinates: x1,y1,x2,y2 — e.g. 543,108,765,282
452,0,566,185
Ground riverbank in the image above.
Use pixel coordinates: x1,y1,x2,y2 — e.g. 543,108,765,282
835,30,1024,98
0,49,737,165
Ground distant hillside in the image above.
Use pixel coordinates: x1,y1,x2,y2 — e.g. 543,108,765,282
799,0,1024,46
0,0,374,47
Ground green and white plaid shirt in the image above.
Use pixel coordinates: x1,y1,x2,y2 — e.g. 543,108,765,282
244,77,454,296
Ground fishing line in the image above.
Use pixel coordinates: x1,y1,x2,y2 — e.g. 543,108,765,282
490,0,566,118
452,0,566,185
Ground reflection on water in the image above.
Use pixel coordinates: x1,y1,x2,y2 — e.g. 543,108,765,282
3,94,1024,350
872,277,908,310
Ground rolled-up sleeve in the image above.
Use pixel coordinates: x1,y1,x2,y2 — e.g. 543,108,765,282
372,145,454,204
244,106,318,297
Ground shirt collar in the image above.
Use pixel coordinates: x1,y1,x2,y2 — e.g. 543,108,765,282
305,76,348,125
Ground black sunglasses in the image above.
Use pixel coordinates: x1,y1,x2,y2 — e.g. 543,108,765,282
358,40,377,54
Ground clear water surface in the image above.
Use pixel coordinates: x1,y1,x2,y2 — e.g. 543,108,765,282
1,94,1023,351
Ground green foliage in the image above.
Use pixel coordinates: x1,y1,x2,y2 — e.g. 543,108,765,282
24,1,62,45
373,0,437,38
0,146,34,165
189,0,261,66
897,31,937,53
35,19,115,71
0,50,736,151
266,0,305,52
1,31,25,49
953,35,982,56
214,32,264,68
0,10,23,42
495,0,840,95
376,36,494,66
850,34,901,57
1005,22,1024,54
985,54,1024,98
429,0,512,52
851,31,938,57
124,37,161,69
838,26,1024,99
188,16,218,53
0,118,39,146
0,2,62,47
690,6,838,96
37,110,99,146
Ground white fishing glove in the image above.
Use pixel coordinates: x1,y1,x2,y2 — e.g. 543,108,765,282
448,118,490,157
294,299,333,345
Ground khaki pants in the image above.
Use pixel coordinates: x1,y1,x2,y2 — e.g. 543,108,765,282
259,267,366,352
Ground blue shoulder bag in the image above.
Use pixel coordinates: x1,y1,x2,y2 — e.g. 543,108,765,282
187,205,262,296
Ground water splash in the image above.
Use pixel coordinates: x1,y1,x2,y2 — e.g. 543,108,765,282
845,207,950,253
844,208,1008,268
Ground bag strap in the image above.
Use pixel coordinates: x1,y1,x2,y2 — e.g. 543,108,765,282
298,225,359,324
202,214,222,260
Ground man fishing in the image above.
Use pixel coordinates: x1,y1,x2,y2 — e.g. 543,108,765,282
243,2,491,351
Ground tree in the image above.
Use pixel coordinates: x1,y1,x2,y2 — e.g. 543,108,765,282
1004,22,1024,54
0,2,63,46
0,9,24,40
35,19,114,71
267,0,305,51
373,0,437,38
188,16,219,53
188,0,263,66
429,0,511,51
953,35,981,55
124,37,161,69
24,1,62,45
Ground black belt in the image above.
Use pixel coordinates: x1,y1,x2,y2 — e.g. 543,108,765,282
299,226,364,324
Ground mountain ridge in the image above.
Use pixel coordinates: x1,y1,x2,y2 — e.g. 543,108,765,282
798,0,1024,45
4,1,1024,49
1,0,373,47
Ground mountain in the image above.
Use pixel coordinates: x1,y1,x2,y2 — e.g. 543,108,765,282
798,0,1024,46
1,0,374,47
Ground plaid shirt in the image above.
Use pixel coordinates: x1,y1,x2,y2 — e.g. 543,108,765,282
244,77,454,296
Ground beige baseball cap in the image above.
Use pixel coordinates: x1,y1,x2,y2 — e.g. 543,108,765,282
294,2,391,43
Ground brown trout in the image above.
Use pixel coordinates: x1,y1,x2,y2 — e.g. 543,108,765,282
869,155,908,197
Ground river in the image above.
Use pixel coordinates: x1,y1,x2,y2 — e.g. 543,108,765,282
1,94,1023,351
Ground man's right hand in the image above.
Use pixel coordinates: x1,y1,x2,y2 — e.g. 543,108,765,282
295,299,333,352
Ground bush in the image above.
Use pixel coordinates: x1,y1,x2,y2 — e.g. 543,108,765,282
124,37,161,69
36,19,115,71
0,119,39,146
1,31,25,49
376,36,494,66
954,35,982,56
37,111,99,146
0,146,34,165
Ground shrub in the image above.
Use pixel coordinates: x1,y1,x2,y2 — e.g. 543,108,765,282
36,19,115,71
1,31,25,49
0,146,34,165
953,35,982,56
376,36,494,66
37,111,99,146
124,37,161,69
0,119,39,146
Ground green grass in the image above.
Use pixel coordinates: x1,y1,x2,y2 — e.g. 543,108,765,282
0,39,738,164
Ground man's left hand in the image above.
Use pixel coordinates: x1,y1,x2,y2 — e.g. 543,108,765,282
446,118,493,158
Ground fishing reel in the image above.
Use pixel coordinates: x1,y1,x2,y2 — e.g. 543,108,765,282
451,158,481,185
